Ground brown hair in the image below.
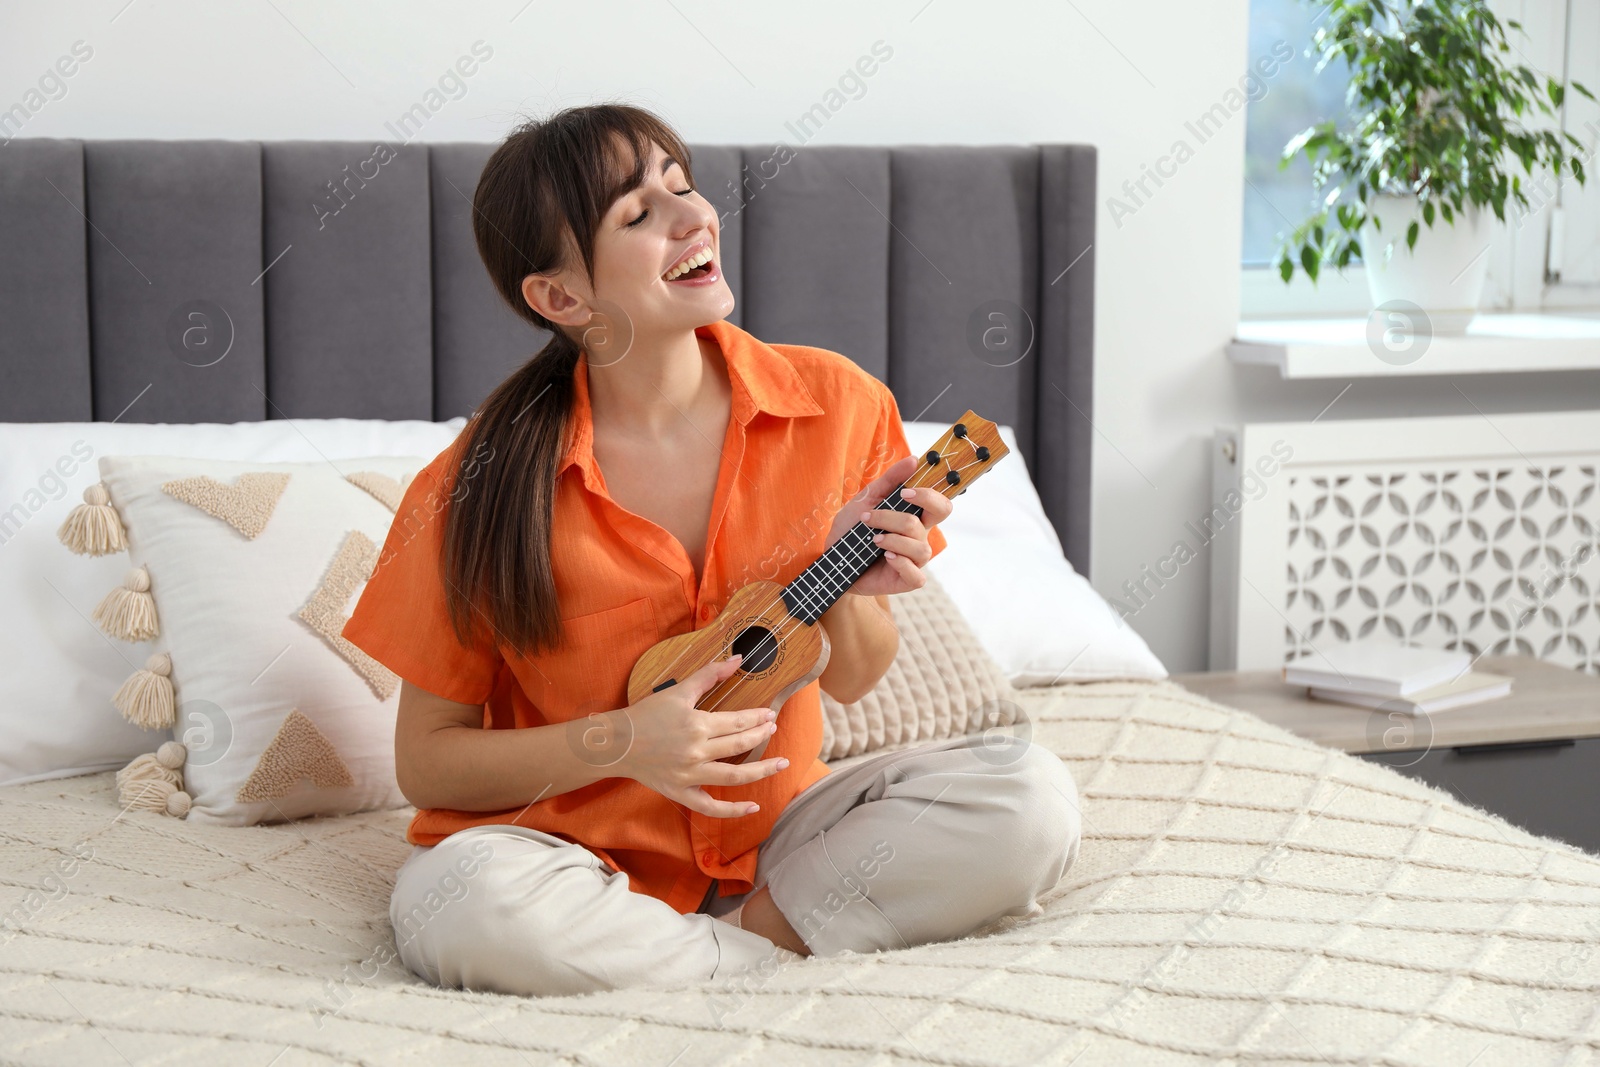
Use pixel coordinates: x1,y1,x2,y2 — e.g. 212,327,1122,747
443,104,696,654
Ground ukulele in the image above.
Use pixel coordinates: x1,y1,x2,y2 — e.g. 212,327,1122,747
625,410,1010,765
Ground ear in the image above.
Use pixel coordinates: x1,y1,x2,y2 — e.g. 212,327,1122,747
521,272,591,329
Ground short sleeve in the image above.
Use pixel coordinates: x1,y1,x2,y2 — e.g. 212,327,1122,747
342,452,503,705
865,381,948,562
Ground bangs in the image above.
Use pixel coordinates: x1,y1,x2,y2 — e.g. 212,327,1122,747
592,120,695,215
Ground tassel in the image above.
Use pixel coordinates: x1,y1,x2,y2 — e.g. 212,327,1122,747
116,741,190,817
57,482,127,556
93,566,159,642
113,653,175,730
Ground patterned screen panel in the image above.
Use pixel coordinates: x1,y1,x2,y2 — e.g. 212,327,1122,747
1283,465,1599,674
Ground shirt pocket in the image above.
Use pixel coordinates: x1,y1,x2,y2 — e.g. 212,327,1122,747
522,596,659,724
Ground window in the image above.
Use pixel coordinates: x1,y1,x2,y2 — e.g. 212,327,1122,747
1547,0,1600,297
1240,0,1600,318
1241,0,1354,270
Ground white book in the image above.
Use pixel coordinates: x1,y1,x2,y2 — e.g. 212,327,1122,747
1283,640,1472,697
1308,671,1513,715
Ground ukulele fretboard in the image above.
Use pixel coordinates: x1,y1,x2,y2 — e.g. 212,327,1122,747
777,415,1004,627
779,484,924,625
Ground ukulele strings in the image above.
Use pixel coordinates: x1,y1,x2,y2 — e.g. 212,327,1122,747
642,453,953,703
672,439,975,695
643,436,971,707
699,445,988,717
691,462,946,717
698,438,990,718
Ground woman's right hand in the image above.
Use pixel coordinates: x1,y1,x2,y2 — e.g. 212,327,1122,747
611,654,789,818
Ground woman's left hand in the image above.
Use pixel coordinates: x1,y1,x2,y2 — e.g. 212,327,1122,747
824,455,953,598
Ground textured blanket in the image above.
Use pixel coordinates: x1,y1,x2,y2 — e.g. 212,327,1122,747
2,679,1598,1066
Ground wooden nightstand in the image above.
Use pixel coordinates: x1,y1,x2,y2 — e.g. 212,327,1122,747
1173,655,1600,856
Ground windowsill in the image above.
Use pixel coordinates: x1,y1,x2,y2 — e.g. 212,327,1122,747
1229,311,1600,378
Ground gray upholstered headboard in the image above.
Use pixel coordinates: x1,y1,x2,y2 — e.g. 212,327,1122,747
0,139,1096,570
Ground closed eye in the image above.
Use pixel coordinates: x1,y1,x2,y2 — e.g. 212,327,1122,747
626,187,696,228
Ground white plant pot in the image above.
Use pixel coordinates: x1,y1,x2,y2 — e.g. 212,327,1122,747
1361,192,1489,335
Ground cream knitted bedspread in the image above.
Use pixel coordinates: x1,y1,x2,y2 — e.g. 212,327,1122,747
2,679,1598,1066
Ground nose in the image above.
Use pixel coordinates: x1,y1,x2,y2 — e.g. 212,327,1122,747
670,191,716,242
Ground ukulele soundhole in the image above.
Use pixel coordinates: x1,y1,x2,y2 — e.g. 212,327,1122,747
729,625,781,673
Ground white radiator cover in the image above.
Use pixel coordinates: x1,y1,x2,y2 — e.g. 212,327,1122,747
1208,410,1600,673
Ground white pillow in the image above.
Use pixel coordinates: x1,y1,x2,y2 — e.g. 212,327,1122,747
0,419,464,787
905,422,1167,685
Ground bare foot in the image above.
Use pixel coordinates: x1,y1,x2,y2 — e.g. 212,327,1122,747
735,885,811,956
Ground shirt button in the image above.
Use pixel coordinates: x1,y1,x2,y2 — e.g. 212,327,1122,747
701,850,717,866
700,605,714,621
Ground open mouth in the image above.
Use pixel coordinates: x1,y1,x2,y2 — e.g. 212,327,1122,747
662,246,715,282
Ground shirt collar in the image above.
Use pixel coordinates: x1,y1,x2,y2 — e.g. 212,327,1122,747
557,318,823,488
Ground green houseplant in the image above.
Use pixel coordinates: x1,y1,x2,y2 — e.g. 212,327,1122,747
1274,0,1592,327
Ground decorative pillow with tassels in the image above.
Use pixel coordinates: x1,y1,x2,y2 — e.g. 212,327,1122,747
64,455,426,825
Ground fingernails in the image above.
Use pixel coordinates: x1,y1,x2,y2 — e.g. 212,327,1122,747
776,757,790,770
860,510,872,523
746,803,760,814
728,653,742,663
765,709,778,721
901,488,915,500
886,551,898,559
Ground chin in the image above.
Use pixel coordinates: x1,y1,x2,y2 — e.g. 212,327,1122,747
670,287,737,331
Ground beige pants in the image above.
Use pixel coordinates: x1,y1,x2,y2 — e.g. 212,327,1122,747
388,733,1082,998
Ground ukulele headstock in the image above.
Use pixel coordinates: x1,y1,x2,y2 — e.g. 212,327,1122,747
913,411,1009,501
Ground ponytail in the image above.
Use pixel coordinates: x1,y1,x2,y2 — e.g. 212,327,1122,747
440,332,579,654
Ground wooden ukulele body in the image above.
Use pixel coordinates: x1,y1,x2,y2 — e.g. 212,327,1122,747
623,410,1008,767
626,580,831,764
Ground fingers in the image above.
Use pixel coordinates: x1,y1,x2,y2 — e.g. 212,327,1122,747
881,550,927,589
867,529,931,564
859,506,925,537
672,787,758,819
684,653,744,702
698,754,790,787
708,719,779,761
862,489,950,531
860,508,933,565
669,751,787,817
899,483,954,526
704,706,777,739
851,455,917,510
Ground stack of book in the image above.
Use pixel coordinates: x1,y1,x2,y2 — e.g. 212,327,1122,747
1284,640,1512,714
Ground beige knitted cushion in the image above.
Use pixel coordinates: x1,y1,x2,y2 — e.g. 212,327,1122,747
819,573,1020,760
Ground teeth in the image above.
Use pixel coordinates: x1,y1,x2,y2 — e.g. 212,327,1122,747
663,247,713,281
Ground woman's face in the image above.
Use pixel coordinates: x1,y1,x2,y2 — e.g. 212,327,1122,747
529,138,734,352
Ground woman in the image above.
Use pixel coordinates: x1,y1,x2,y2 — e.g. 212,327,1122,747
343,103,1082,998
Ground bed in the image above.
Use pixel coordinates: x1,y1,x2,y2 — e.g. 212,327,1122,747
3,138,1598,1065
5,681,1599,1064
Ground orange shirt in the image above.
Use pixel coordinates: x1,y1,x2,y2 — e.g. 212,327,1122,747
342,318,946,915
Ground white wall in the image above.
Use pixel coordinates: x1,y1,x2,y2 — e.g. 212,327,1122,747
10,1,1596,671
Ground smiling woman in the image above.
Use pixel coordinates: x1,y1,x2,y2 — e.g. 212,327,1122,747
338,103,1079,999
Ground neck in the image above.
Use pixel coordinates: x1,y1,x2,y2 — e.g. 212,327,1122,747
584,327,723,438
781,481,929,625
